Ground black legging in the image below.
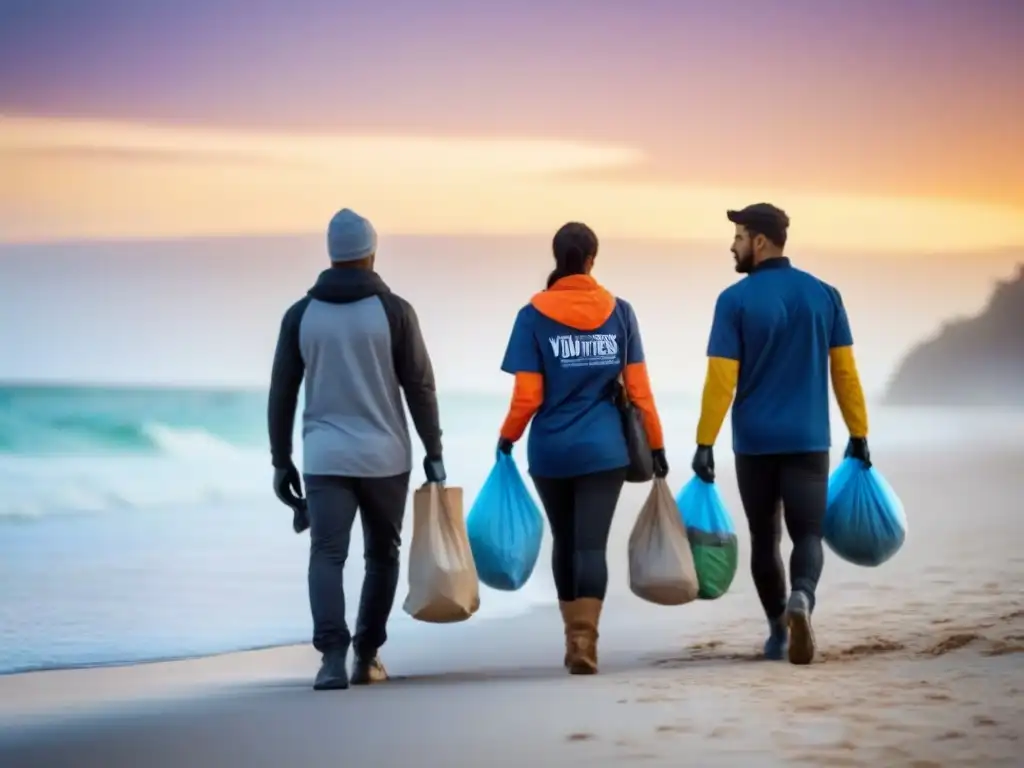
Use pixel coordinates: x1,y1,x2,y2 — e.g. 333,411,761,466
531,467,628,602
735,452,829,619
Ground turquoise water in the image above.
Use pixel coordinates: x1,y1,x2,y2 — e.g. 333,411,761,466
0,384,556,674
0,384,267,454
1,383,1022,674
0,385,511,520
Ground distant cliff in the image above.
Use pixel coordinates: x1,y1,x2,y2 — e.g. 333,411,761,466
884,264,1024,406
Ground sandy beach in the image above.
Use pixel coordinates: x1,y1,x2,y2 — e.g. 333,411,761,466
1,447,1021,767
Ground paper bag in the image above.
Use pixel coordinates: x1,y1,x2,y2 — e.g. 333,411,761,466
403,483,481,623
628,478,699,606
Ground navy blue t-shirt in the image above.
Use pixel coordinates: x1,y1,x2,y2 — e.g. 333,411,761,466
706,258,854,455
501,299,644,478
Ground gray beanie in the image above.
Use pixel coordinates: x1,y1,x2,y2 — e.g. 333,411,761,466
327,208,377,263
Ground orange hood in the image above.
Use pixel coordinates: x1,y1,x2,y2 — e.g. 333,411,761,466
530,274,616,331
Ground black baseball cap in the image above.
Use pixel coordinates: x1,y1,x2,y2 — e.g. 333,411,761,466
726,203,790,246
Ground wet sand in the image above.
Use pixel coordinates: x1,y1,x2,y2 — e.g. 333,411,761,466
1,447,1021,766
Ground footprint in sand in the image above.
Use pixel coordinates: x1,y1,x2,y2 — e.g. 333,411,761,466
689,640,723,651
983,641,1024,657
792,699,836,714
822,638,905,661
972,715,999,727
936,730,966,741
654,723,692,735
566,732,596,742
922,633,981,656
652,649,758,667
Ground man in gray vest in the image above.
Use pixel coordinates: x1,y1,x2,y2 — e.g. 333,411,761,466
268,208,446,691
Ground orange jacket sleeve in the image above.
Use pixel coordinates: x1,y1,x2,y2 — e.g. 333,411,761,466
622,361,665,451
499,372,544,441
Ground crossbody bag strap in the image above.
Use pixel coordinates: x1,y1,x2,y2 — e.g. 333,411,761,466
610,301,626,403
615,299,629,389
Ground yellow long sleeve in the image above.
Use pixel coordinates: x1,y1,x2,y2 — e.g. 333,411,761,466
830,345,869,437
696,357,739,446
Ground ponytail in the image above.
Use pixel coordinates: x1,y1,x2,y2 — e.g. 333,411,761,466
546,244,588,288
547,223,598,289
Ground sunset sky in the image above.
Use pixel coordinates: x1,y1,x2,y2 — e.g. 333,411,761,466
2,0,1023,252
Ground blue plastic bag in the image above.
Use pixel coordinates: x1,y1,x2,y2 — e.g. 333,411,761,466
824,458,908,567
675,476,739,599
466,452,544,591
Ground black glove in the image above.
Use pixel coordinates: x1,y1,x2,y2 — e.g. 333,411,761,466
273,462,304,509
652,448,669,478
292,498,310,534
691,445,715,483
497,437,514,456
845,437,871,468
423,455,447,484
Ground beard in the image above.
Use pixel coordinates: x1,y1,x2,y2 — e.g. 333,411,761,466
733,246,754,274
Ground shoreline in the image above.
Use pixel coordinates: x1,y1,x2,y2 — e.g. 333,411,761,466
0,640,306,679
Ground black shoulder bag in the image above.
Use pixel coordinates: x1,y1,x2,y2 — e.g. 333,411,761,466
613,303,654,483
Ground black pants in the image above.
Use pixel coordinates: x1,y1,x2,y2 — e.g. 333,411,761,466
304,472,410,656
735,452,829,620
531,467,627,602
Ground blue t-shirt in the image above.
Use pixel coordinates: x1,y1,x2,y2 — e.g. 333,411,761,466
706,257,854,455
501,298,644,478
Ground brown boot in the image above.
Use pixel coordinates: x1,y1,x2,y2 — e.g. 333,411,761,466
561,598,602,675
558,601,575,668
558,601,571,667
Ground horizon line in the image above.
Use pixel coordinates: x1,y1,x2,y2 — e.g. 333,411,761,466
0,377,903,404
2,231,1022,260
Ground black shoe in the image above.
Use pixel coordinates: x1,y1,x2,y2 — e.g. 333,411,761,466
313,650,350,691
350,654,389,686
785,591,816,666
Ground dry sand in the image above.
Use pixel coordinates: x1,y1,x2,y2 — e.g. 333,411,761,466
0,448,1021,767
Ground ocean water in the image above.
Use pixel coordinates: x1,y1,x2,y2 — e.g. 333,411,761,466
1,383,1023,675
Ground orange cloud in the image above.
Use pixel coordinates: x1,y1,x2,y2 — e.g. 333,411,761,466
2,114,1022,253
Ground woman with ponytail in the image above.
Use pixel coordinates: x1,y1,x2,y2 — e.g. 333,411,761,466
496,222,668,675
